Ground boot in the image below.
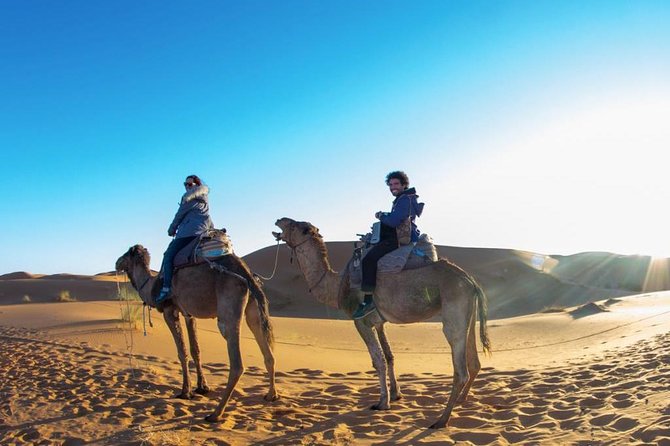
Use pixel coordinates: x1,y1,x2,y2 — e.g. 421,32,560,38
353,294,376,319
156,287,171,304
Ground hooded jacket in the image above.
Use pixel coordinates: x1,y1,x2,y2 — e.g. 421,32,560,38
378,187,425,243
168,185,214,238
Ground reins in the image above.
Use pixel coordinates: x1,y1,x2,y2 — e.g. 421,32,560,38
116,269,153,337
255,240,282,281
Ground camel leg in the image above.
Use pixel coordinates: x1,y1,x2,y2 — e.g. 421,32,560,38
205,286,247,422
163,307,193,399
458,320,481,403
430,295,472,429
184,315,210,395
244,299,279,402
376,323,402,401
354,319,390,410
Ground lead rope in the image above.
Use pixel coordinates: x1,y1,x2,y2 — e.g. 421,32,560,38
255,240,282,280
115,271,136,377
141,304,154,336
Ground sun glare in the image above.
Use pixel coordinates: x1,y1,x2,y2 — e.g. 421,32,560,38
429,90,670,258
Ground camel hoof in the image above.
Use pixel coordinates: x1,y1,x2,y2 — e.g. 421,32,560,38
176,392,193,400
195,386,210,395
370,403,390,411
392,392,404,401
429,420,447,429
264,392,280,402
205,414,220,423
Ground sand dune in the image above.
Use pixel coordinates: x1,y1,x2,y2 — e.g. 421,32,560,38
1,244,670,444
1,291,670,444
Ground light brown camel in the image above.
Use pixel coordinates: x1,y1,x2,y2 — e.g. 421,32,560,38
115,245,279,422
273,218,492,429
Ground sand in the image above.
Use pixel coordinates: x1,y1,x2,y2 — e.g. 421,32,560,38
1,289,670,445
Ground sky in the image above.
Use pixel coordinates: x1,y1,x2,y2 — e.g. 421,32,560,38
2,1,669,275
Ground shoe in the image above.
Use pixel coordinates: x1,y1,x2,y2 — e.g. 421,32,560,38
156,287,171,304
353,295,376,319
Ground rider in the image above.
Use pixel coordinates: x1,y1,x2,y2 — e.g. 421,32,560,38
156,174,213,304
352,170,424,319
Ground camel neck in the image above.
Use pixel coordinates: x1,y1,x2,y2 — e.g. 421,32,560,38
129,265,156,305
293,242,340,309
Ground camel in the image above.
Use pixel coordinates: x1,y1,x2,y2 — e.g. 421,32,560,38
273,218,492,429
115,245,279,422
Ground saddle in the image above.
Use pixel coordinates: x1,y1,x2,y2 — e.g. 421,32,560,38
173,228,234,269
348,232,439,289
151,229,234,301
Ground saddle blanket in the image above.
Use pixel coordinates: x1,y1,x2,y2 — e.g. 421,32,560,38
348,233,438,289
174,228,234,269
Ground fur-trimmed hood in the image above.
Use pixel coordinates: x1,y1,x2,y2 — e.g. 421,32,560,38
181,184,209,204
169,184,213,238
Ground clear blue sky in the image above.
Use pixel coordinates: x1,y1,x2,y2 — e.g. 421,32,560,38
2,1,669,274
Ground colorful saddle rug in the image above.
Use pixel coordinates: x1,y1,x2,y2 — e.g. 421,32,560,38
173,228,234,269
348,233,439,289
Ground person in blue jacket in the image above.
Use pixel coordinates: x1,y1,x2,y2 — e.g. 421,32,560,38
156,174,214,304
353,170,424,319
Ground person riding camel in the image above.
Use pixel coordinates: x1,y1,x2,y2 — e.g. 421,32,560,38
156,174,213,304
352,170,425,319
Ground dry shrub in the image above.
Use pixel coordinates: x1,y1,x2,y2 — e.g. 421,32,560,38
56,290,76,302
118,284,143,329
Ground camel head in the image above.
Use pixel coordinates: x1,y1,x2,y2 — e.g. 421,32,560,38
273,217,321,248
115,244,151,273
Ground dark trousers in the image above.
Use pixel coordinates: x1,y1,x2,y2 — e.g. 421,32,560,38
361,238,398,293
161,236,197,288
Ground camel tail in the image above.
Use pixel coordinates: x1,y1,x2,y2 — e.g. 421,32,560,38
473,281,492,356
248,274,275,349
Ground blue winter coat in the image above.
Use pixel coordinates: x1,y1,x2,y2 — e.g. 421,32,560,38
168,185,214,238
379,187,425,243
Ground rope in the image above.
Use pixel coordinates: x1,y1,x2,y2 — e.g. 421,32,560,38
115,271,136,376
255,240,282,280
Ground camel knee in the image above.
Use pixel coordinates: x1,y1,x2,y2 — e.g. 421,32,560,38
217,320,228,340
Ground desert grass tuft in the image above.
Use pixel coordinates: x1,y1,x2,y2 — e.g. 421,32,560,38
118,284,143,329
56,290,76,302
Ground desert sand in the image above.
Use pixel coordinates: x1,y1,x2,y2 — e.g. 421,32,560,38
1,243,669,445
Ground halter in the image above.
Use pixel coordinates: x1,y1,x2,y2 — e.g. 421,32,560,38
286,226,327,293
137,276,151,292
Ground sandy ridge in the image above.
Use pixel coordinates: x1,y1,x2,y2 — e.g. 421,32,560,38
1,323,669,445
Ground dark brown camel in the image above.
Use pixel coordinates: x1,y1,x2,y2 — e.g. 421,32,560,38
116,245,279,422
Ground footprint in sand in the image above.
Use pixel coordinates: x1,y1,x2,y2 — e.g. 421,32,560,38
380,414,402,423
612,399,635,409
612,416,639,431
518,413,546,427
590,413,617,426
518,405,545,415
579,396,607,409
491,409,518,421
451,431,500,444
449,415,488,429
548,408,579,421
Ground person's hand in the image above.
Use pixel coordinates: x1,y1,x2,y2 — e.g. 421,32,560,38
168,228,175,237
375,211,382,219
